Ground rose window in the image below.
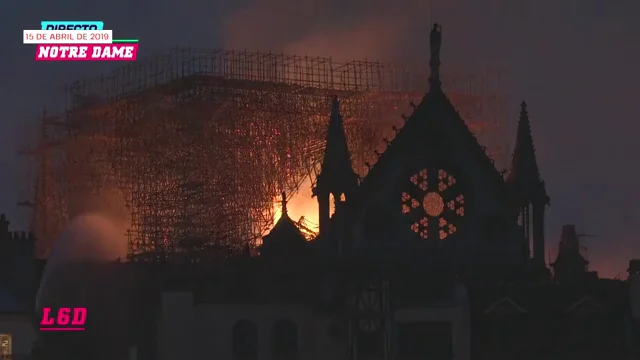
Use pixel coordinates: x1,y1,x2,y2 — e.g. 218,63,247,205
401,168,465,240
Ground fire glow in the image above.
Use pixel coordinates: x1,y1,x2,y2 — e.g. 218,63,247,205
264,177,333,240
35,44,138,61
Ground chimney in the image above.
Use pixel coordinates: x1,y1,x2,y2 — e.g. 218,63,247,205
560,224,578,250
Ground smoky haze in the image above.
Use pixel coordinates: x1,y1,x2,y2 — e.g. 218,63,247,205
36,213,128,309
219,0,640,279
34,213,138,354
2,0,638,279
222,0,459,63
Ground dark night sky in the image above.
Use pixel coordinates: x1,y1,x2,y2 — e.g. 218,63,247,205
1,0,639,278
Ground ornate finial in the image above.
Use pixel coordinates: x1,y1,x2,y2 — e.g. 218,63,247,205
331,95,340,116
429,23,442,91
520,101,528,116
281,192,288,216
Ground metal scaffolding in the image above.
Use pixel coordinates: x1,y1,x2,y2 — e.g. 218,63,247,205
21,47,507,262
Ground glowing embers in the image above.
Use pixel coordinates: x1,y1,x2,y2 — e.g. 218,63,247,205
401,168,465,240
409,217,429,239
423,192,444,216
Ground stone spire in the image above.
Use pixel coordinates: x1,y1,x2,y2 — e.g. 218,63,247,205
313,96,358,238
314,96,358,199
509,101,547,203
508,101,549,268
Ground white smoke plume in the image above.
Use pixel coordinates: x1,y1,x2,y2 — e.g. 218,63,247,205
36,213,128,309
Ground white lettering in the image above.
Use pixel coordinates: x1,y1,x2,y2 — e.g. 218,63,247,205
108,46,126,58
124,46,134,58
37,46,50,58
68,46,78,58
59,46,69,58
91,46,101,58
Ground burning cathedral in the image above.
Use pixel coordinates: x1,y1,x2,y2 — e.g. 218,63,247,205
15,23,634,360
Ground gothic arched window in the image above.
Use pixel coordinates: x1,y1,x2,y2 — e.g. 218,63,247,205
401,168,466,240
271,318,298,360
233,319,258,360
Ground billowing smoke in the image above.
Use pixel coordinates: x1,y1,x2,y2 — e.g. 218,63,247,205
222,0,457,63
36,185,132,257
34,213,143,357
36,213,128,310
224,0,470,234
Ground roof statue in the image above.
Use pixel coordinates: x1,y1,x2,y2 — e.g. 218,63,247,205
429,23,442,90
430,23,442,61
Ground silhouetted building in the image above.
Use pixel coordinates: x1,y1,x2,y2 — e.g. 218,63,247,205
28,23,633,360
551,225,592,286
0,214,38,359
629,259,640,356
156,23,521,360
506,101,549,271
0,214,37,303
471,279,628,360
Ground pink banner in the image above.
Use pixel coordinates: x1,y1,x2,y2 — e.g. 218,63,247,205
35,44,138,61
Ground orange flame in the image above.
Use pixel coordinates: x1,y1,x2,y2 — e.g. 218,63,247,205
270,177,319,230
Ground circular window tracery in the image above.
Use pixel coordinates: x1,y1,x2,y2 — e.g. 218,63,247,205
401,168,465,240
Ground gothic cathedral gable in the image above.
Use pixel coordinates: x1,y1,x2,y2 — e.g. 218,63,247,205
349,90,517,259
